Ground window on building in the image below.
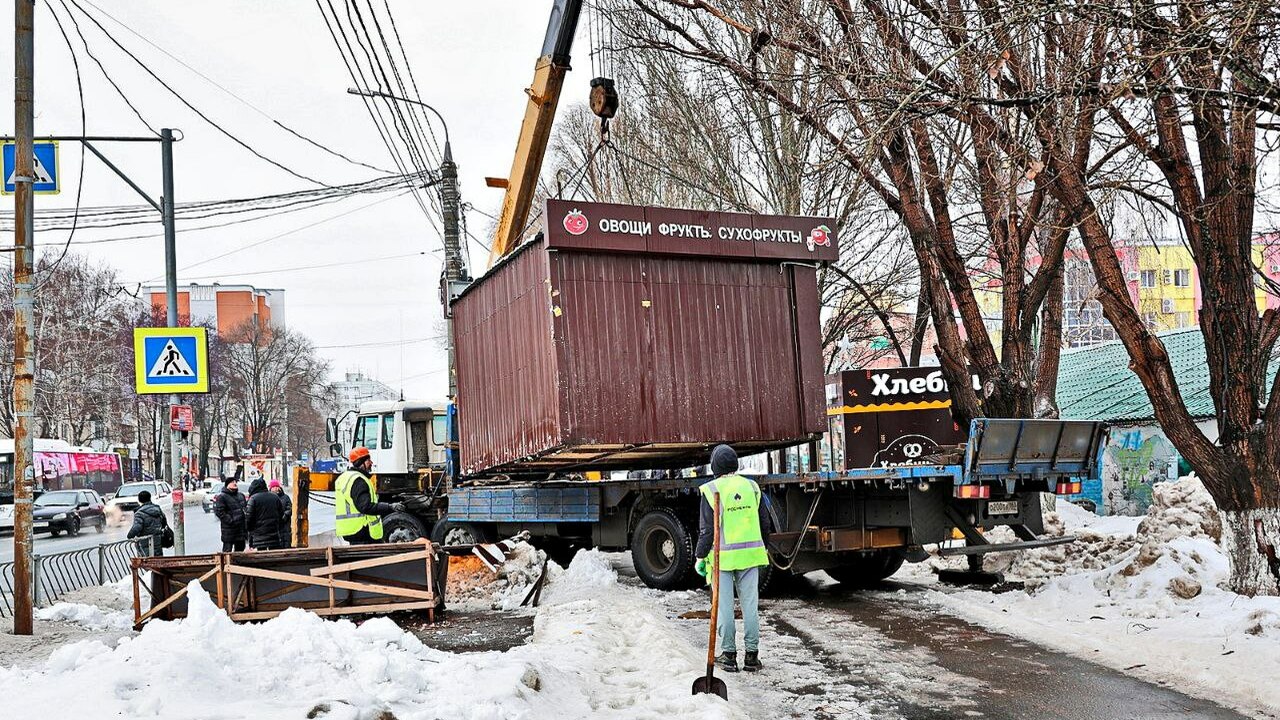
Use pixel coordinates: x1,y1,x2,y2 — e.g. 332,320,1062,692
381,413,395,450
1143,312,1159,329
1173,269,1191,287
1140,270,1156,288
1176,311,1192,327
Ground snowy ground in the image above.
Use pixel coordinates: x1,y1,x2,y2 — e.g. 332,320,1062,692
3,476,1277,719
909,476,1280,719
0,549,743,720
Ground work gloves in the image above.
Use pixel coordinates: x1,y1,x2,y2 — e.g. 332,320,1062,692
695,557,709,577
391,502,406,513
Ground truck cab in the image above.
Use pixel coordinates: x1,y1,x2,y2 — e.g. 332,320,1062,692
346,400,451,477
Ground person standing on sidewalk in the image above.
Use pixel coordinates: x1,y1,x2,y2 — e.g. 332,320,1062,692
270,479,293,547
127,490,168,557
695,444,771,673
246,477,285,551
213,477,248,552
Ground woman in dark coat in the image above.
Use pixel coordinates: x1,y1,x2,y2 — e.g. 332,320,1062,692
246,477,285,550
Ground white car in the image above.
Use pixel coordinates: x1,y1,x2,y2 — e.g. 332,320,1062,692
106,481,174,514
0,503,12,531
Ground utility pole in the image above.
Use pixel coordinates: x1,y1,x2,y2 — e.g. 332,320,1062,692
344,88,469,397
439,141,466,399
161,128,185,555
11,0,36,636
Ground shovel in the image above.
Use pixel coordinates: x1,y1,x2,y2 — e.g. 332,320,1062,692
692,492,728,700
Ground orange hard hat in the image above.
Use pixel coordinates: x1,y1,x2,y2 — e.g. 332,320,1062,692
349,446,371,464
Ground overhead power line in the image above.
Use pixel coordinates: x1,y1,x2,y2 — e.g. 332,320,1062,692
63,0,338,187
76,0,393,176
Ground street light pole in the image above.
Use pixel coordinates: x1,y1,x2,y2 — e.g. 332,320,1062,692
346,89,468,397
161,128,185,555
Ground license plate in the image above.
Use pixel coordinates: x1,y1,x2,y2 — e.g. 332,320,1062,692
987,500,1019,516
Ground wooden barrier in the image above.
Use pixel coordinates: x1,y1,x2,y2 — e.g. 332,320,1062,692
131,540,443,629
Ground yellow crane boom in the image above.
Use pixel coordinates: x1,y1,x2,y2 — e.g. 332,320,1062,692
486,0,583,266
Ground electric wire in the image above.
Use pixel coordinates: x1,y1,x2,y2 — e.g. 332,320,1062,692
56,0,157,135
76,0,394,176
346,0,441,211
136,190,411,282
152,250,430,284
316,0,437,229
64,0,337,187
37,0,88,285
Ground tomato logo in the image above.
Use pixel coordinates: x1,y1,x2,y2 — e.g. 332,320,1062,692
563,208,589,236
806,224,832,252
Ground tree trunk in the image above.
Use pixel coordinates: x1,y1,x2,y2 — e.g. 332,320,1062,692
1220,507,1280,597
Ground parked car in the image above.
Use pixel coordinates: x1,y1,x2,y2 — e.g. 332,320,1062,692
202,482,224,513
106,481,173,514
0,503,13,533
33,489,107,536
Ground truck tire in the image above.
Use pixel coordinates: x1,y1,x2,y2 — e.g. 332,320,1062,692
383,512,430,543
631,507,695,590
431,519,491,546
825,550,906,587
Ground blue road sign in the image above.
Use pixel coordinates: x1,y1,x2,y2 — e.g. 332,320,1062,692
2,141,59,194
133,327,209,394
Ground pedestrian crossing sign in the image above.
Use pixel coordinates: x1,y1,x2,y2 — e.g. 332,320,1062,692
133,327,209,394
2,141,59,194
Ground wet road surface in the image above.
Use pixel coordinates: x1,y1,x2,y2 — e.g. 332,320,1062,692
644,572,1257,720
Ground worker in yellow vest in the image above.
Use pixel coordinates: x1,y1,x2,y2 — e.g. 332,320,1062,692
695,444,771,673
334,447,403,545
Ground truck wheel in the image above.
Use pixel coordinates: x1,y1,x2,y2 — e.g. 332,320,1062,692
431,520,491,546
383,512,430,543
631,507,695,590
825,550,906,587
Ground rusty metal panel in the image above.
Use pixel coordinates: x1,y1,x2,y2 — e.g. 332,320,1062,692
453,243,560,475
455,226,832,476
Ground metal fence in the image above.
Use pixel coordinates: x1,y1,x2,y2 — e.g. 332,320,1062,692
0,537,155,617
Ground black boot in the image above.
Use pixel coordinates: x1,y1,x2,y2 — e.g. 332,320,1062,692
743,651,762,672
716,652,739,673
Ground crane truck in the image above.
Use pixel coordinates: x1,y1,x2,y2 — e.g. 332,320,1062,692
315,0,1107,590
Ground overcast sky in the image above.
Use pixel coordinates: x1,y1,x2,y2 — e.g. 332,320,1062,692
0,1,589,401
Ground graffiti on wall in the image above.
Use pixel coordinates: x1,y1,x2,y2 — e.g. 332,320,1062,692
1103,429,1179,515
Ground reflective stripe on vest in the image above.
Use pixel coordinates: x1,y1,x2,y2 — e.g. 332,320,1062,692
334,470,384,540
700,474,769,572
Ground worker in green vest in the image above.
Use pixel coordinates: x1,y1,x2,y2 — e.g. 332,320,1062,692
695,444,771,673
334,446,403,545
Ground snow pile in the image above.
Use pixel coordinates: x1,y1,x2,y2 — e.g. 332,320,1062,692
2,552,742,719
927,475,1280,718
35,603,132,631
447,541,562,610
922,496,1142,586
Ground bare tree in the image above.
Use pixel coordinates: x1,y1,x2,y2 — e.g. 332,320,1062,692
608,0,1084,421
542,17,920,372
223,320,330,455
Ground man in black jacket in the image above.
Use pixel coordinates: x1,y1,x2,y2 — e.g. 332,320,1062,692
212,478,248,552
127,490,168,556
246,477,285,550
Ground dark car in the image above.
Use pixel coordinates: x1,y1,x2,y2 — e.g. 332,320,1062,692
33,489,107,536
202,482,224,513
